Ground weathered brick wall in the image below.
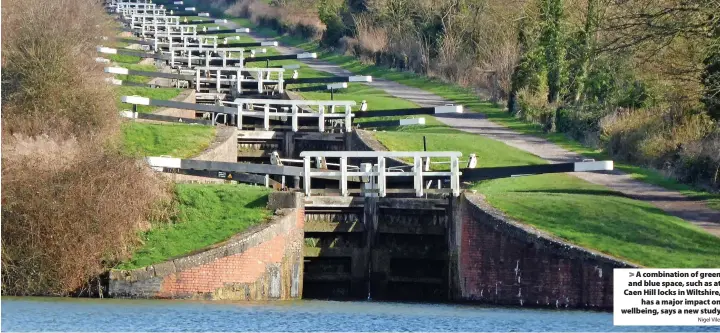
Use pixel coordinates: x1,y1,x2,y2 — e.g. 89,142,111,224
456,193,637,310
167,126,238,184
109,192,305,300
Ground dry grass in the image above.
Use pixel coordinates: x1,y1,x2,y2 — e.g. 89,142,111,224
353,14,388,54
1,135,173,295
600,103,719,188
1,0,120,141
1,0,173,295
225,0,324,40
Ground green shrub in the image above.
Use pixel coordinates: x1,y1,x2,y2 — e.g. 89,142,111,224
555,104,609,145
318,0,346,46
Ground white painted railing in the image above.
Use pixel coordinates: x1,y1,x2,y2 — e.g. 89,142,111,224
165,36,219,50
169,49,247,69
152,27,198,50
150,24,197,37
196,66,285,94
121,7,165,18
131,15,181,36
299,151,462,197
227,98,355,132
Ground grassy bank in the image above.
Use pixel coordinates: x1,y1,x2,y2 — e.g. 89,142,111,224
377,130,720,267
312,45,720,211
117,86,183,113
286,58,720,267
121,122,216,158
116,184,273,269
215,16,720,267
185,10,720,268
107,53,142,64
219,16,720,211
115,63,158,84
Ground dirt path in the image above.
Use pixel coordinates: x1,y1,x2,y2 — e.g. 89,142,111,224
227,22,720,237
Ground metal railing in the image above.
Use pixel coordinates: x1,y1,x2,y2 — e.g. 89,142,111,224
299,151,462,198
169,49,247,69
227,98,355,132
194,66,285,94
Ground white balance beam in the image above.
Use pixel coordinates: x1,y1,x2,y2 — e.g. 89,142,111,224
297,52,317,59
349,76,372,83
121,96,151,105
327,83,348,90
146,156,182,169
105,67,129,75
97,46,117,54
434,105,463,113
399,118,426,126
574,161,614,172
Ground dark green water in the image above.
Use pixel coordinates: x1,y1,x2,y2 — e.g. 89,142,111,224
1,297,716,332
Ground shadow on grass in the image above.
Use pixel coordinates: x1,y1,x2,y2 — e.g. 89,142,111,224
244,194,270,209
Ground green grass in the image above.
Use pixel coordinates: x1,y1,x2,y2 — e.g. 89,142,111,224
376,129,720,267
206,11,720,208
237,22,720,211
195,4,720,267
284,46,720,268
117,86,182,113
474,176,720,268
116,184,273,269
116,63,158,84
121,122,216,158
107,53,143,64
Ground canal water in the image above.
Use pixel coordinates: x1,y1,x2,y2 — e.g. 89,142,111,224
1,297,715,332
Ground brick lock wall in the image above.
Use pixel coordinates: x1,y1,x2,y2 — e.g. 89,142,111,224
110,192,305,300
456,193,636,310
158,235,288,296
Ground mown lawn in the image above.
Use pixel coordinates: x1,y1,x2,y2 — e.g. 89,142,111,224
475,175,720,268
376,129,720,267
121,122,215,158
116,63,158,84
315,55,720,210
116,86,182,113
235,19,720,211
193,5,720,267
116,184,272,269
107,53,143,65
289,61,720,267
